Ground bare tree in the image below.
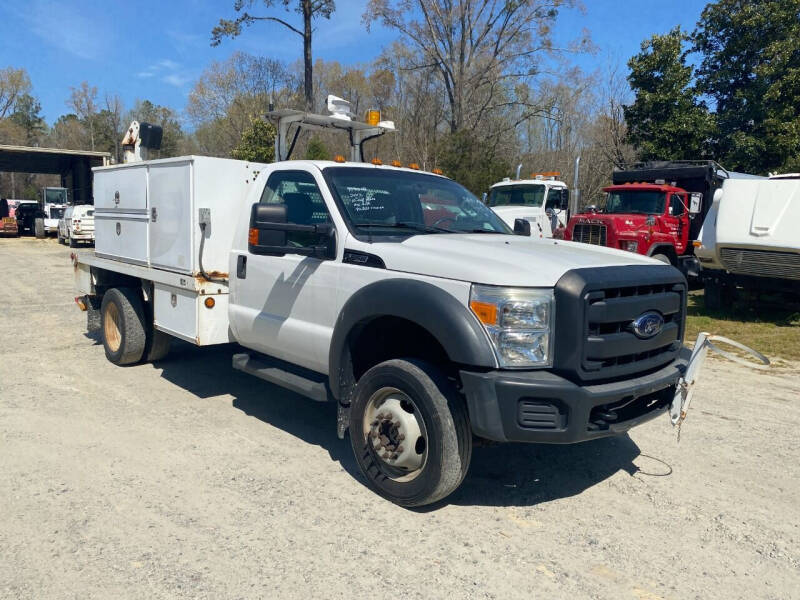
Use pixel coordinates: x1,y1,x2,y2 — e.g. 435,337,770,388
0,66,32,119
212,0,335,111
68,81,99,150
104,94,125,162
365,0,584,133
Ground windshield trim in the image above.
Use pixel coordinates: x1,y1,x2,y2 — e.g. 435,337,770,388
322,166,512,242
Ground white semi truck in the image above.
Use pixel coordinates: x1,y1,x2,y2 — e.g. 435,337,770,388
696,173,800,307
42,186,69,234
73,102,696,506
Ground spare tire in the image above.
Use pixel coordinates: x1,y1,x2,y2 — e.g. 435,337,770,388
34,218,45,238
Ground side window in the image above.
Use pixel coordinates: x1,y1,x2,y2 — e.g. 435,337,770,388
545,188,561,210
260,170,331,247
670,194,684,216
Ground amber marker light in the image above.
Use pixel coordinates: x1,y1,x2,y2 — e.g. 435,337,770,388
391,160,402,167
204,297,216,309
366,109,381,126
371,157,383,165
334,154,346,163
408,163,420,170
248,228,259,246
470,300,497,325
432,168,443,175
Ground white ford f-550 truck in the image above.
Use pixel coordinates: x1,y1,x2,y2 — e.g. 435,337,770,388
74,107,691,506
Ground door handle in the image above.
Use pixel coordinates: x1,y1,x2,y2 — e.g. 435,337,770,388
236,255,247,279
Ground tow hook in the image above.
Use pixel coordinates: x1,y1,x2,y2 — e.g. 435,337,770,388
671,333,769,439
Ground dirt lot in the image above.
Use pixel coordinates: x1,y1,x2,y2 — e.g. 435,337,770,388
1,237,798,600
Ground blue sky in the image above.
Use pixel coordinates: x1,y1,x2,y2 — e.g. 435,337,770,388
0,0,709,126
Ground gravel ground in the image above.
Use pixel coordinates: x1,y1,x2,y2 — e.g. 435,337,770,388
1,237,798,600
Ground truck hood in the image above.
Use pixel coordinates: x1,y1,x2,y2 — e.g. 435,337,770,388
350,233,661,287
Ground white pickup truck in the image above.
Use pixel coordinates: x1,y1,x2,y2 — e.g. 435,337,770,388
74,108,690,506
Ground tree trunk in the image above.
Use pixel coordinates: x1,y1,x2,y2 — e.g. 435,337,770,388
303,0,313,112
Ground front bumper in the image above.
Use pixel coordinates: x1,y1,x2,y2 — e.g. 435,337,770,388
461,348,689,443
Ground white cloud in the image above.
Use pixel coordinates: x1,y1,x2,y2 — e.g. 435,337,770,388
163,73,192,87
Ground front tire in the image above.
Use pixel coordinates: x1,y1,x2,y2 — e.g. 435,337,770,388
349,359,472,507
100,287,146,365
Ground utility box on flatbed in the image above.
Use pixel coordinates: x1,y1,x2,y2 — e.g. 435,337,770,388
93,156,265,275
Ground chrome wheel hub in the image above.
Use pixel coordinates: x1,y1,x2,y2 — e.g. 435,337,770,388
364,388,427,480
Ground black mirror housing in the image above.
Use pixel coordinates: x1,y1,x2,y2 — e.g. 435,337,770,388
513,218,531,236
249,203,288,255
248,202,336,259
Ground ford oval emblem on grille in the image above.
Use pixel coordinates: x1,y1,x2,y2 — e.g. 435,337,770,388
631,311,664,339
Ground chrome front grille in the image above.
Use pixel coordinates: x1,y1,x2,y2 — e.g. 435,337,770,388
572,223,607,246
719,248,800,280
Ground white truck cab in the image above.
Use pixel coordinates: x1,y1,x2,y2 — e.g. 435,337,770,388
487,173,570,238
74,102,690,506
42,187,69,234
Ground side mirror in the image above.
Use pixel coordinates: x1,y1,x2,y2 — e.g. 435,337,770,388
482,192,488,205
249,203,288,255
560,188,570,210
248,202,336,259
513,218,531,236
690,193,702,214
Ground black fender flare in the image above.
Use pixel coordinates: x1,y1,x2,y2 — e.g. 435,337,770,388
328,278,497,399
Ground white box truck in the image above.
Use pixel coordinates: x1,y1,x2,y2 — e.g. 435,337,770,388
73,105,695,506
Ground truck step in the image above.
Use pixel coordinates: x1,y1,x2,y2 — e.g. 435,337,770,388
232,352,330,402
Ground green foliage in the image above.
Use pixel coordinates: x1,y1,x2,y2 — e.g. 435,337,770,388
624,27,714,161
693,0,800,173
436,130,510,196
231,117,276,163
7,93,45,144
304,136,329,160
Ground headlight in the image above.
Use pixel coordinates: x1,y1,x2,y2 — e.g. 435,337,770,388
469,285,554,368
621,240,638,252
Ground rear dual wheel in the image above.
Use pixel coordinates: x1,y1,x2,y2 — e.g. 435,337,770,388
100,287,170,365
349,359,472,507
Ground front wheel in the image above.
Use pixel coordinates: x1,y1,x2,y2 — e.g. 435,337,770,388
349,359,472,507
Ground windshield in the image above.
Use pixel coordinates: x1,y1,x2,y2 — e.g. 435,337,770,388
488,184,546,207
325,168,511,235
604,190,665,214
44,188,67,205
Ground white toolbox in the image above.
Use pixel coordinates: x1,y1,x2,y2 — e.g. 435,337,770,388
93,156,266,275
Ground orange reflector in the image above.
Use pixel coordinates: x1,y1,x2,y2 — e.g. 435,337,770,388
248,228,259,246
74,296,87,311
371,157,383,165
334,154,346,163
204,297,215,309
366,109,381,126
391,160,402,167
470,301,497,325
432,168,443,175
408,163,420,170
693,241,702,248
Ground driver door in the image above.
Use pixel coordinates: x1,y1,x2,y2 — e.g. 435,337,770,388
230,169,339,373
666,193,689,255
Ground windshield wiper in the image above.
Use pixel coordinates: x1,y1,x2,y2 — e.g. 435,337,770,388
356,221,455,233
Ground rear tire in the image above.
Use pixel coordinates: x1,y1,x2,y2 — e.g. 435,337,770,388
143,328,171,362
68,235,77,248
100,287,146,365
349,359,472,507
704,279,736,310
